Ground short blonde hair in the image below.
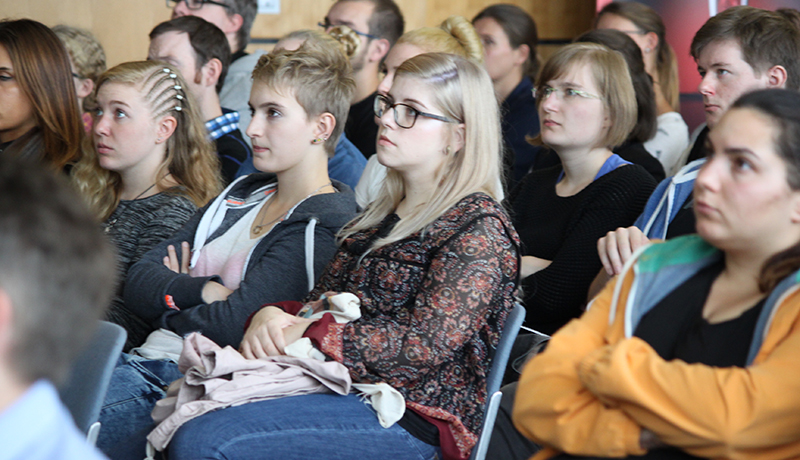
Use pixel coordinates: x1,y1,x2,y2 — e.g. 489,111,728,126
397,16,483,63
252,38,355,156
535,42,636,149
340,53,502,250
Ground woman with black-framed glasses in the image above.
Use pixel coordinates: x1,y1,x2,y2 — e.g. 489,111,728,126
373,93,457,128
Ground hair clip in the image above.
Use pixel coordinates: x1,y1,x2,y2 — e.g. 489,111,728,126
174,106,182,111
163,68,170,73
173,85,182,90
176,95,184,100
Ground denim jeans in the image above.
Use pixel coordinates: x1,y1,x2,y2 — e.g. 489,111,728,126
96,353,183,460
168,393,441,460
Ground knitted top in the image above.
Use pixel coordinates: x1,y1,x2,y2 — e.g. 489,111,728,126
104,191,197,350
508,164,656,334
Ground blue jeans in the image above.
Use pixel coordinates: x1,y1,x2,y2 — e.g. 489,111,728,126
169,393,441,460
97,353,183,460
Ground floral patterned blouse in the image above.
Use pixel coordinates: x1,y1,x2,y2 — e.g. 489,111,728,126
305,192,520,459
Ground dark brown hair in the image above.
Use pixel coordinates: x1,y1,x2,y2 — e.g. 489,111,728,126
150,16,232,93
0,155,115,384
226,0,257,52
576,28,657,143
691,6,800,91
731,89,800,291
777,8,800,31
473,3,539,79
0,19,83,170
363,0,404,46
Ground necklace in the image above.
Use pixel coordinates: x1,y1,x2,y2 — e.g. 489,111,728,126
252,182,332,235
104,183,157,234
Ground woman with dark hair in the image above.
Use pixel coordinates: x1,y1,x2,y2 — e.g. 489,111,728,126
0,19,83,170
597,2,689,174
515,89,800,460
473,3,540,186
576,28,665,182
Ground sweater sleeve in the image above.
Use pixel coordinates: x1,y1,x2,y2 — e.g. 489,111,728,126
156,222,340,348
513,276,645,457
522,168,656,331
131,196,198,263
123,202,215,321
318,215,518,383
577,315,800,458
109,195,198,349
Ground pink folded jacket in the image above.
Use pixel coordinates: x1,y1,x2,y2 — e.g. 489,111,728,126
147,332,351,450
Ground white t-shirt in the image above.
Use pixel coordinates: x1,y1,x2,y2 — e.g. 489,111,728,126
643,111,690,175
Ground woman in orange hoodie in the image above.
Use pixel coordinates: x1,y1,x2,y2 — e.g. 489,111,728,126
514,88,800,460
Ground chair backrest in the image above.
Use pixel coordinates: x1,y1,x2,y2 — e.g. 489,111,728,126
486,302,526,397
58,321,127,435
470,302,526,460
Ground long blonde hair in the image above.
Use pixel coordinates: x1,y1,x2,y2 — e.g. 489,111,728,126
397,16,483,64
71,61,221,219
340,53,502,250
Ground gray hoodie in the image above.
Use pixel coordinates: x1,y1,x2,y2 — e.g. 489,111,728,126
124,173,358,348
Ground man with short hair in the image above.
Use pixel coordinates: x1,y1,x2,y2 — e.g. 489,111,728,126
170,0,261,143
597,5,800,279
149,15,252,183
322,0,404,157
0,156,116,459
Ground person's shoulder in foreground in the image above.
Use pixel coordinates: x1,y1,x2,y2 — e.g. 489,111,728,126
0,155,116,459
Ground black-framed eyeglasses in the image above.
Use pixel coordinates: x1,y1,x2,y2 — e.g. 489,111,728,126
167,0,231,10
318,20,380,40
373,94,457,129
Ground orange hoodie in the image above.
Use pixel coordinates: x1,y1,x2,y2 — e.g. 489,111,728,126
513,236,800,460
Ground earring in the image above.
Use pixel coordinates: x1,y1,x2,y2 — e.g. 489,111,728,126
445,146,452,155
157,137,163,143
645,47,651,53
311,137,326,145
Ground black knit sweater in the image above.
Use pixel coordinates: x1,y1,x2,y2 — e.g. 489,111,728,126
508,164,656,334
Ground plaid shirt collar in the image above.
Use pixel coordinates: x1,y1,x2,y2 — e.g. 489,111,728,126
206,110,240,140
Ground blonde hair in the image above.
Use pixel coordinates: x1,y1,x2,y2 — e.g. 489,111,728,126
397,16,483,63
72,61,221,219
340,53,502,250
52,25,106,82
535,42,636,149
281,26,361,60
253,36,356,157
53,25,107,114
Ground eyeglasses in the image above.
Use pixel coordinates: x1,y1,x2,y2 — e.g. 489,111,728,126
318,20,380,40
373,94,457,129
533,85,602,102
167,0,231,10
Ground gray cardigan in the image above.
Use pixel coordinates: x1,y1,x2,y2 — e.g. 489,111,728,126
124,173,358,348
